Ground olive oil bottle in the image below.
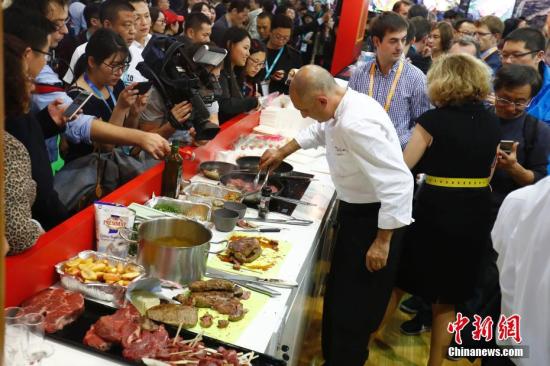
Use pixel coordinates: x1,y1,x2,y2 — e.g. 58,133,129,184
161,142,183,198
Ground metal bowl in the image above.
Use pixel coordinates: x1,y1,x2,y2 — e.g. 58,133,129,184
199,161,238,181
236,156,293,175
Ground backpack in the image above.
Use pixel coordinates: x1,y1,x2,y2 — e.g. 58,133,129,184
522,114,539,163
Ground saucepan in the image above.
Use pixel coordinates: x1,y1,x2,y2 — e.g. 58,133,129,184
120,218,226,285
219,172,285,204
236,156,294,176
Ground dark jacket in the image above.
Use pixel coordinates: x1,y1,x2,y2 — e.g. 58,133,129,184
211,15,230,47
483,50,501,75
5,109,70,230
218,68,258,123
407,46,432,75
266,45,302,94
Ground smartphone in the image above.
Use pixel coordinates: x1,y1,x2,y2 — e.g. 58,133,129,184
63,91,93,119
500,140,515,154
135,81,152,95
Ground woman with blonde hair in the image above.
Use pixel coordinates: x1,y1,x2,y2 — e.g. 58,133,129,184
395,54,500,366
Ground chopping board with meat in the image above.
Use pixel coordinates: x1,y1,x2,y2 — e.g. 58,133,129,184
208,234,292,279
175,279,270,345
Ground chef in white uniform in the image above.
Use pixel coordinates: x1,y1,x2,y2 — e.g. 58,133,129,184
260,65,414,365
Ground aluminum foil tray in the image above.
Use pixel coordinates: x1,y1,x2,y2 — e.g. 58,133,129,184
55,250,146,307
181,182,244,207
144,196,212,222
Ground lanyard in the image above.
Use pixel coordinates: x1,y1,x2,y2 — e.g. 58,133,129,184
368,60,404,112
265,47,285,80
83,72,117,113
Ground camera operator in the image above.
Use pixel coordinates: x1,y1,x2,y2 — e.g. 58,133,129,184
219,27,259,123
139,41,222,144
181,12,212,44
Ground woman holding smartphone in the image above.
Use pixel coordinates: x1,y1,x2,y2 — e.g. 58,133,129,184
68,28,148,161
218,27,260,124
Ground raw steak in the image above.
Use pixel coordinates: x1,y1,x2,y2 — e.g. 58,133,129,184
20,288,84,333
83,325,112,351
122,326,170,361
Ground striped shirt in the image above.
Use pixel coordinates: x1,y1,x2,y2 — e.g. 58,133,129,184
349,59,431,148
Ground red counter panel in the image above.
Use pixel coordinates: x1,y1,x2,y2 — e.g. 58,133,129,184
5,112,260,307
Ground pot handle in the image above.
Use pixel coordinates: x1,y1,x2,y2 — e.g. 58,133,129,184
208,240,228,254
119,228,138,243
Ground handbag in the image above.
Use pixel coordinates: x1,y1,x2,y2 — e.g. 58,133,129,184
53,149,119,214
112,147,160,185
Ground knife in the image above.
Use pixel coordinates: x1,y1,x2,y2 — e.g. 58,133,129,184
206,269,298,288
244,217,314,226
234,228,283,232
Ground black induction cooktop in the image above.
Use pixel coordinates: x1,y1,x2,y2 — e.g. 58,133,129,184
244,171,314,215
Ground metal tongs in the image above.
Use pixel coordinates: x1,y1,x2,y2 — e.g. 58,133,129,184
245,168,271,198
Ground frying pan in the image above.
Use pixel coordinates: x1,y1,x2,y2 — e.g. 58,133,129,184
219,172,285,204
199,161,238,181
236,156,294,175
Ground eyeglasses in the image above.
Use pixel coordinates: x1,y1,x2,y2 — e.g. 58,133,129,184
474,31,492,37
458,30,475,37
156,18,166,24
495,96,531,109
272,33,291,42
102,62,130,74
499,50,541,61
248,57,265,68
53,18,70,31
31,48,53,58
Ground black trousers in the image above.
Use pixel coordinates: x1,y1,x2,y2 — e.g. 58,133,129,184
322,201,405,366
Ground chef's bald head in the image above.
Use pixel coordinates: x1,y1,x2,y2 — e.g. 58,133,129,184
290,65,338,100
289,65,345,123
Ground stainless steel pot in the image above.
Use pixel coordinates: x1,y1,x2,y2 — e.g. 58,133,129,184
121,218,218,285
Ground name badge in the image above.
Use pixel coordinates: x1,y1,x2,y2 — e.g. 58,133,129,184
260,80,270,96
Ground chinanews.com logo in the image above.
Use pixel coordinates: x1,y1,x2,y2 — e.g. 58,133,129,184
447,313,529,359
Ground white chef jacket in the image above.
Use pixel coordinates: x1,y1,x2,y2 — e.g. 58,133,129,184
295,88,413,230
63,42,147,85
492,176,550,366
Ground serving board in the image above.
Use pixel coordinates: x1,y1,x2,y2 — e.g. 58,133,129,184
46,299,285,366
185,288,270,344
207,233,293,279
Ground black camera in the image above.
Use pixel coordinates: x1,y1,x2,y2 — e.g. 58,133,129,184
137,36,227,141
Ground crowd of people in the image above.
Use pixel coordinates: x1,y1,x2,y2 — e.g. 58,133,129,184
1,0,336,255
3,0,550,364
258,3,550,366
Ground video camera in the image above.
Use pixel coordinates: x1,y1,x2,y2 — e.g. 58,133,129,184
137,36,227,141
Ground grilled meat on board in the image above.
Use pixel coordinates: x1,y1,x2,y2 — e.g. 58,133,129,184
146,304,198,328
227,237,262,264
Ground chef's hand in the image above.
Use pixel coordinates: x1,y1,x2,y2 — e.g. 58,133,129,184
259,148,284,171
260,139,301,171
366,229,392,272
